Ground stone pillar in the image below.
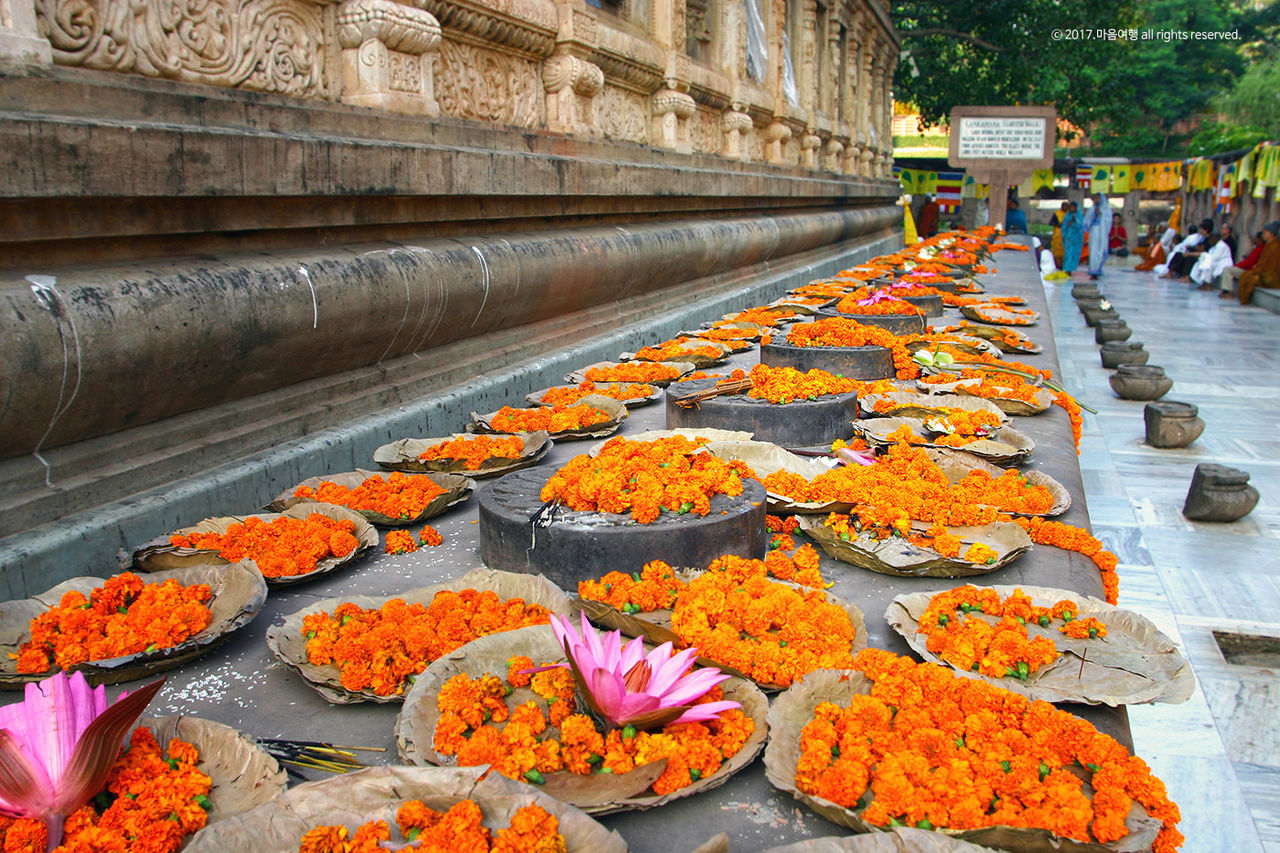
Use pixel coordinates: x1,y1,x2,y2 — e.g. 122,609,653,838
337,0,442,116
721,108,754,161
1123,189,1143,250
801,130,822,169
766,119,792,165
0,0,50,69
544,4,604,135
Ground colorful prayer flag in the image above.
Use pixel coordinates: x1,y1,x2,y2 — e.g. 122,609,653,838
1076,165,1092,191
935,171,963,213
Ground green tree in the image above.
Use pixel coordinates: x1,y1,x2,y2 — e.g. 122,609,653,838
1211,49,1280,136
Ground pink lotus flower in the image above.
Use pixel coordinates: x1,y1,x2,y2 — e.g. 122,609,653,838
0,672,164,850
856,290,896,307
834,446,876,466
549,613,739,730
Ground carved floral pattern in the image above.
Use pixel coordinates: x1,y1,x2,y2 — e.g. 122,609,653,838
690,107,721,154
36,0,329,95
435,37,541,127
596,85,646,143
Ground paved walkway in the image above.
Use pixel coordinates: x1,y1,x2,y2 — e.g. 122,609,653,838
1044,259,1280,853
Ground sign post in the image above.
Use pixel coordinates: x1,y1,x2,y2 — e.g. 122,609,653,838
948,105,1057,234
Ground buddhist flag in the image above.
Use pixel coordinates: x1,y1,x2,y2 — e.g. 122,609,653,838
1033,169,1055,194
936,171,963,212
1216,163,1236,214
1076,165,1092,191
1092,166,1110,194
1111,165,1130,194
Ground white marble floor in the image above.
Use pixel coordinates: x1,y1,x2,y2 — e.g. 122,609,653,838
1043,258,1280,853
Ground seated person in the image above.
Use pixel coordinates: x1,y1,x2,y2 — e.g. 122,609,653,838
1109,220,1129,257
1190,231,1233,289
1161,219,1213,279
1136,221,1176,270
1238,222,1280,304
1220,231,1266,299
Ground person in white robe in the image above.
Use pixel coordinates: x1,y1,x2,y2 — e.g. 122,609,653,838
1189,236,1234,288
1082,193,1114,279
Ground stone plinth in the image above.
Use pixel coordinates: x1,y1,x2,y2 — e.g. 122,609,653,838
1144,401,1204,448
1183,463,1259,522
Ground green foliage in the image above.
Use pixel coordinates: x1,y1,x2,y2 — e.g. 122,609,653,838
1186,120,1271,156
1211,50,1280,136
892,135,949,149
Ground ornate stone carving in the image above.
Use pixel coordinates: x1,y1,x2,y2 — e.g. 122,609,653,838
765,118,792,165
721,107,753,160
596,84,647,142
420,0,556,59
801,131,821,168
36,0,330,96
652,87,696,152
823,136,843,172
337,0,440,114
436,37,542,127
690,107,721,154
543,52,603,133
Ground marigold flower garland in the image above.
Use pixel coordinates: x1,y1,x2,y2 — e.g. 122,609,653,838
538,436,748,524
169,513,360,579
302,590,551,696
917,586,1107,681
488,404,612,434
416,435,527,469
0,728,213,853
1014,517,1119,605
632,341,725,363
16,573,213,673
785,318,919,380
538,381,656,406
432,671,755,796
793,649,1182,851
295,800,566,853
293,472,446,519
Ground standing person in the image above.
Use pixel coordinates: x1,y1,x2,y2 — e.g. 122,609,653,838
1237,222,1280,304
1083,193,1113,279
918,195,940,238
1005,198,1028,234
1219,231,1266,299
1061,202,1084,275
1050,203,1067,268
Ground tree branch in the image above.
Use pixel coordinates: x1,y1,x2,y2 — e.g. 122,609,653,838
900,28,1002,53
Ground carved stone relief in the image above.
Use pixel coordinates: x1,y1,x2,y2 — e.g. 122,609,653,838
436,37,542,127
420,0,556,59
36,0,330,96
689,106,721,154
596,83,647,142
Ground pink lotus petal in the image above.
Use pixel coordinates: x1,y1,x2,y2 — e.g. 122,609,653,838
671,700,743,725
619,635,647,674
645,646,699,697
654,667,731,707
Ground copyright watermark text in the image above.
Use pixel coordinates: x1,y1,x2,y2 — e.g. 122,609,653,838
1050,28,1240,41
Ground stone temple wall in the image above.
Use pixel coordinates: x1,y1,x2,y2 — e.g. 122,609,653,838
0,0,900,585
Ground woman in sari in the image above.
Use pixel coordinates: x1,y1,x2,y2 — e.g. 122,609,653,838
1050,203,1067,268
1061,202,1084,274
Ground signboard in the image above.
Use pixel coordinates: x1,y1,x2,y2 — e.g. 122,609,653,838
955,117,1047,160
947,105,1058,234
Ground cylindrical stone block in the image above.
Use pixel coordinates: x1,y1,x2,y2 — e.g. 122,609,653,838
665,378,858,446
1100,341,1149,369
1182,463,1258,522
1082,307,1119,327
760,341,895,381
1109,364,1173,400
816,308,926,336
1094,319,1132,344
478,468,768,588
1144,401,1205,448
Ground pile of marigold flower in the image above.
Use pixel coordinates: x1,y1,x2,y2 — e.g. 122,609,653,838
835,295,925,316
794,649,1182,851
302,589,552,696
295,800,565,853
293,472,446,519
416,434,526,470
745,364,862,404
432,666,755,796
0,728,213,852
384,526,442,555
583,362,684,384
917,586,1107,680
822,513,998,564
785,318,918,380
966,303,1037,325
17,572,213,672
669,555,858,686
488,403,613,434
169,513,360,579
538,381,656,406
632,340,726,363
538,436,749,523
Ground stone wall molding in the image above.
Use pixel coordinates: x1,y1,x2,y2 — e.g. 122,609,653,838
419,0,556,59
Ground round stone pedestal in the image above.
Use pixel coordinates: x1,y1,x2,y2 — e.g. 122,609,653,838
1144,401,1205,448
1100,342,1149,369
761,341,895,381
1077,297,1106,312
816,309,926,336
665,378,857,447
478,468,768,588
1109,364,1173,400
1081,307,1119,327
1183,463,1258,522
1072,284,1102,299
893,294,944,317
1094,319,1132,343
